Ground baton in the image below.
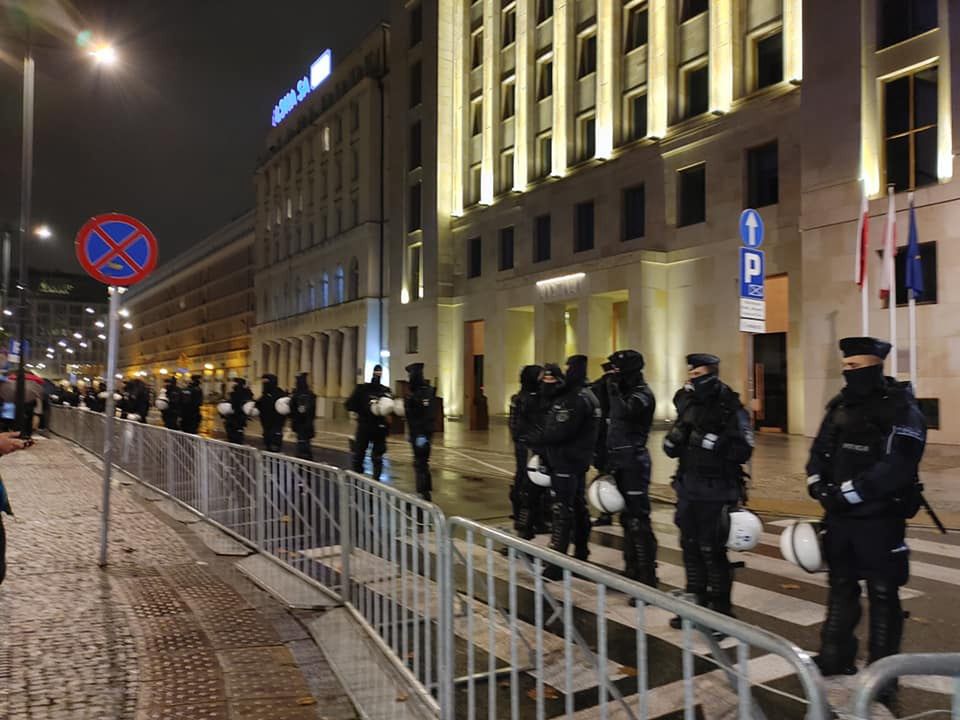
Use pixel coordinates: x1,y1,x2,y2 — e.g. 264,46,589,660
920,493,948,535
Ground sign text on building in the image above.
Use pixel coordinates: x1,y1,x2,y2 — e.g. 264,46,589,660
271,50,333,128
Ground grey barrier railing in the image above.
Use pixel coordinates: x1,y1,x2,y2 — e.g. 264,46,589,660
849,653,960,720
49,405,867,719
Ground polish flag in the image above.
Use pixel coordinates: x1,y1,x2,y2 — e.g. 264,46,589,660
879,188,897,303
854,191,869,287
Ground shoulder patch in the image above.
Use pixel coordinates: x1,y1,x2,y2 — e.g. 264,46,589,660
893,425,925,441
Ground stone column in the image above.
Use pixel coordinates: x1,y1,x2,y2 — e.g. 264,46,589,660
288,337,302,387
300,335,313,385
340,326,357,398
313,332,328,396
326,331,342,400
277,339,290,391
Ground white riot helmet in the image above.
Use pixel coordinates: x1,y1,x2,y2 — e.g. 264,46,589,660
243,400,259,418
393,399,406,417
369,397,382,416
217,401,233,416
376,395,395,416
779,521,827,573
723,507,764,551
127,413,142,423
526,454,551,487
156,396,169,411
587,475,625,514
275,396,292,416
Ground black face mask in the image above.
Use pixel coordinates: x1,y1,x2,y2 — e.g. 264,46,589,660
843,364,885,397
690,373,719,398
541,380,563,398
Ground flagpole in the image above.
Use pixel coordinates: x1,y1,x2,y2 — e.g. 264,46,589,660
859,180,869,336
887,184,898,377
908,191,918,392
862,271,870,336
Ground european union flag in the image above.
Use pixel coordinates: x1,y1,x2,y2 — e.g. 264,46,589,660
905,199,924,299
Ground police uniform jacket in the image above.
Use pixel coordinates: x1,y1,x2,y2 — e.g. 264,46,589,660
405,384,436,438
529,384,601,475
256,382,286,430
227,386,253,429
292,389,317,438
605,377,655,469
345,382,391,431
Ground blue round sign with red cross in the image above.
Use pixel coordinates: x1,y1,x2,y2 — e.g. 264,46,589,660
75,213,158,286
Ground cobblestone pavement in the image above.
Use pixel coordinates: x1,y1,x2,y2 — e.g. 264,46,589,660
0,437,357,720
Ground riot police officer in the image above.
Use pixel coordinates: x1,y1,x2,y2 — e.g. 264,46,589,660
346,364,392,480
527,356,601,572
508,364,544,539
158,377,180,430
591,361,616,527
179,375,203,434
128,379,150,423
606,350,658,587
805,337,926,687
404,363,436,501
224,378,253,444
256,374,286,452
291,372,317,461
664,353,753,624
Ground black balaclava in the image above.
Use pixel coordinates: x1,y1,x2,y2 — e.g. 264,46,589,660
608,350,645,387
519,364,543,393
839,336,891,399
690,371,720,398
295,372,309,393
262,374,277,393
372,364,383,384
564,354,588,389
191,374,201,387
540,363,565,398
406,363,425,389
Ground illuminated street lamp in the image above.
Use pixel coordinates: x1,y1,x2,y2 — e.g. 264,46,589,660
34,225,51,239
89,44,118,66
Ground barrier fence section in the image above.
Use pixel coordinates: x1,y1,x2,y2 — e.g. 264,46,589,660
51,405,850,720
849,653,960,720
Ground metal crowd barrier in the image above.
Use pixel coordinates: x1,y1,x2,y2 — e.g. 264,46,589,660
849,653,960,719
50,405,838,719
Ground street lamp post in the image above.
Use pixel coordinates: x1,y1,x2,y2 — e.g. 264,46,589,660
15,49,34,437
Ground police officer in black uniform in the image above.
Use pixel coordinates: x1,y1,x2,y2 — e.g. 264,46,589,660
404,363,436,501
256,374,286,452
591,361,617,527
224,378,253,444
527,356,601,572
805,337,926,688
179,375,203,434
664,353,753,624
159,377,180,430
346,365,392,480
129,379,150,423
508,364,544,539
606,349,658,587
291,372,317,461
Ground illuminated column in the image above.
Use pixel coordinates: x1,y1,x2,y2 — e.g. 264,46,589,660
937,0,953,182
287,338,301,387
481,0,497,204
340,326,357,396
647,0,669,137
783,0,803,83
277,339,289,390
709,0,733,114
552,0,571,175
299,335,313,379
451,0,466,216
326,330,342,399
514,0,532,189
596,0,616,158
312,332,327,396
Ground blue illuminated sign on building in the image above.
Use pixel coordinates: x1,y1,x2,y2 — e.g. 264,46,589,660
271,49,333,128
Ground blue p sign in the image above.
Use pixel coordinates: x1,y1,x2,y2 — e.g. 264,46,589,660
740,248,765,300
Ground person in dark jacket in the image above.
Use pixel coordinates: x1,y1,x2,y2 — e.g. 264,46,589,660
606,349,658,587
256,374,286,452
591,361,617,527
508,364,544,538
127,379,150,423
527,356,601,573
345,365,392,480
805,337,926,693
404,363,436,501
291,372,317,461
223,378,253,444
179,375,203,434
664,353,753,625
158,377,181,430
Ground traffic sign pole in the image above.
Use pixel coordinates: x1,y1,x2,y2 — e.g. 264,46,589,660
98,286,121,567
738,209,766,486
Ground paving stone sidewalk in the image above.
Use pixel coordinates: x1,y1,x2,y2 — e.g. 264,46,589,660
0,437,358,720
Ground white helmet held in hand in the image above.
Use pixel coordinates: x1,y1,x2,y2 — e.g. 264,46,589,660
369,397,382,416
127,413,141,423
377,396,395,416
724,508,763,551
779,521,827,573
156,396,169,411
393,399,406,417
275,396,292,416
217,401,233,416
243,400,259,418
587,475,625,514
526,454,551,487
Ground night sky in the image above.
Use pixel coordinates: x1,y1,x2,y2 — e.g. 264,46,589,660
0,0,388,273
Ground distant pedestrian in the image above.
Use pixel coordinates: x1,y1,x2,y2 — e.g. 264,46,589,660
403,363,436,502
179,375,203,435
291,373,317,461
256,374,286,452
220,378,253,444
345,365,392,480
0,431,30,585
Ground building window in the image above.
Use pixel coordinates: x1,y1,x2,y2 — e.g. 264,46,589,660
321,213,328,240
334,116,343,143
321,272,330,307
467,236,482,278
624,3,648,51
683,64,708,118
286,197,293,218
351,101,360,131
469,164,482,205
885,65,938,191
410,121,423,170
336,204,342,233
408,182,422,232
895,240,937,306
409,244,423,301
577,33,597,78
678,163,706,227
348,257,360,301
321,126,331,152
410,61,423,107
471,97,483,135
334,266,344,304
499,150,515,193
406,326,420,354
537,133,553,178
335,157,343,189
351,196,360,227
534,214,551,262
410,2,423,47
351,148,360,181
537,0,554,23
502,7,517,47
747,141,779,208
879,0,937,49
537,59,553,99
917,398,940,430
755,32,783,90
498,226,515,271
502,79,516,119
578,114,596,162
627,92,647,141
622,184,645,240
680,0,708,22
574,201,595,252
472,30,484,69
